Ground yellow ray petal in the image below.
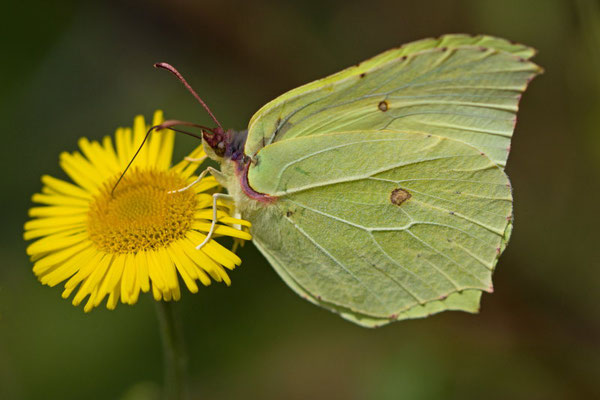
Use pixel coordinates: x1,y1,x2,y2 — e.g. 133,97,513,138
136,251,150,293
181,238,227,283
107,282,121,310
32,240,92,276
78,137,118,176
84,286,100,312
72,254,112,306
207,215,252,228
156,127,174,170
146,250,167,291
166,246,199,293
191,222,252,241
27,232,89,256
188,231,240,269
121,253,137,303
31,193,89,207
24,226,85,241
41,175,91,199
98,254,126,302
174,241,213,286
115,127,130,168
171,285,181,301
28,206,87,218
132,115,149,167
152,281,162,301
102,135,121,171
191,178,220,194
157,248,179,291
25,215,86,231
41,247,98,287
63,251,104,289
59,152,100,193
146,128,163,168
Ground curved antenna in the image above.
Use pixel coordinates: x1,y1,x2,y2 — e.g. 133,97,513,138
154,62,224,131
111,120,211,196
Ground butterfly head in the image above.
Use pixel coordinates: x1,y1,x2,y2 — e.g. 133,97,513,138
202,127,228,160
203,128,249,162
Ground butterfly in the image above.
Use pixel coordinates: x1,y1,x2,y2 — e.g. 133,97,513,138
157,34,541,327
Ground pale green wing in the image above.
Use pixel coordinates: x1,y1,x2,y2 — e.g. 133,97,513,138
253,237,483,327
245,35,541,168
245,130,512,327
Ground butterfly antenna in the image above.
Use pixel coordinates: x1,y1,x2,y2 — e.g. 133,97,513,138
111,120,213,196
154,62,224,131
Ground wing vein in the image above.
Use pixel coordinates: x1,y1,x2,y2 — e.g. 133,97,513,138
286,216,389,308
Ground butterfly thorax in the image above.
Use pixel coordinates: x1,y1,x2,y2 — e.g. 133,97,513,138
203,127,275,210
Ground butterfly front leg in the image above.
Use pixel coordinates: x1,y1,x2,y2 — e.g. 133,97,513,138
196,192,234,250
167,167,234,250
184,155,207,163
168,166,223,193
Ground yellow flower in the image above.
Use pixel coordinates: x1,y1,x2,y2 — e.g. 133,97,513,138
24,111,251,312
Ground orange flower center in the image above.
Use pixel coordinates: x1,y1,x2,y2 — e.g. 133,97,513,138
87,170,196,253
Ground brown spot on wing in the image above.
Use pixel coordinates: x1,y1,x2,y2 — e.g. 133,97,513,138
390,188,411,206
378,100,389,112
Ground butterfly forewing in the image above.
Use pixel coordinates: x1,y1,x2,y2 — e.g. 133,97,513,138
246,35,541,168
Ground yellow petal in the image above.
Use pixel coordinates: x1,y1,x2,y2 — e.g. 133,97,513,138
191,222,252,240
98,254,126,302
27,232,89,256
166,246,199,293
157,248,179,291
136,251,150,293
41,246,98,286
28,206,87,218
59,152,100,193
156,126,174,170
24,226,84,241
31,193,89,207
41,175,91,199
188,231,240,269
107,283,120,310
25,215,86,231
181,238,229,284
146,250,167,291
121,253,137,303
72,253,112,306
132,115,149,167
32,240,92,276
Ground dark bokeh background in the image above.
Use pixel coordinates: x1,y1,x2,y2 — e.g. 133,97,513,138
2,1,599,399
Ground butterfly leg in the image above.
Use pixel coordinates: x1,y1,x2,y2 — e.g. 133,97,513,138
196,193,234,250
168,166,220,193
184,155,207,163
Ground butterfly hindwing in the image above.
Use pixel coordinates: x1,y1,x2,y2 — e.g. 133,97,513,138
245,131,512,326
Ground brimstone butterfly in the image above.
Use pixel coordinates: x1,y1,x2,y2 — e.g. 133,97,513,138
160,34,541,327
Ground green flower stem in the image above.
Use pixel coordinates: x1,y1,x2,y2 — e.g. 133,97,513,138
155,300,189,400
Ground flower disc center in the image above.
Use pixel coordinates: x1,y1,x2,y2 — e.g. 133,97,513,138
88,170,196,253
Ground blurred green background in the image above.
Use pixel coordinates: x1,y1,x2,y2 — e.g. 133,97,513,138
2,0,599,399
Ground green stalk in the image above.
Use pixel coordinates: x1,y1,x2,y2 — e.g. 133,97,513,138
155,300,189,400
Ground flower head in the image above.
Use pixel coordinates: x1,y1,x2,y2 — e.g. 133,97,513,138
24,111,251,311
